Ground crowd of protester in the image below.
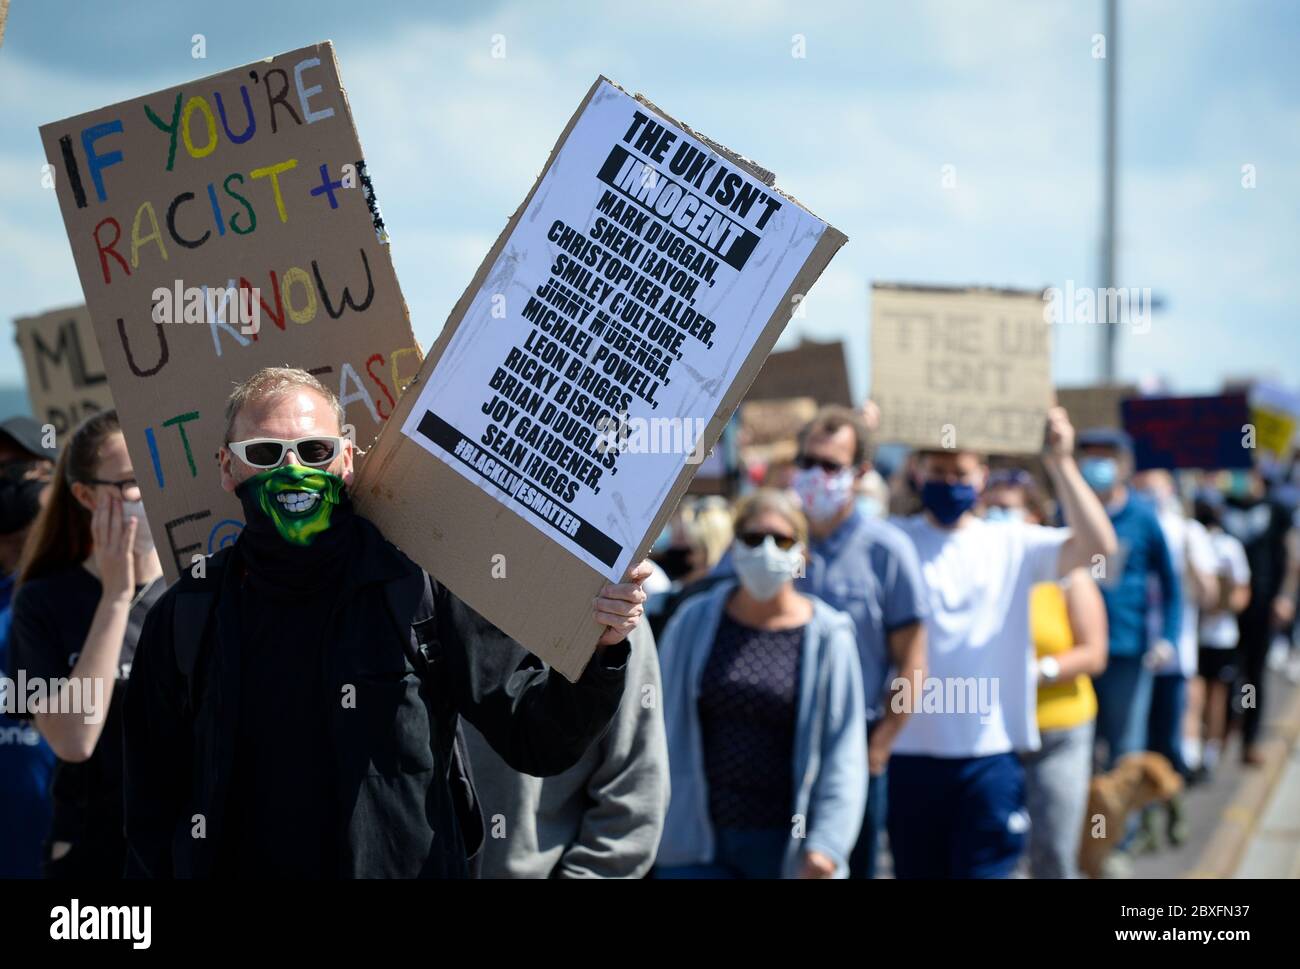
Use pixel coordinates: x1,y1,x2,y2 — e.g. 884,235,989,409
0,379,1296,879
642,402,1297,878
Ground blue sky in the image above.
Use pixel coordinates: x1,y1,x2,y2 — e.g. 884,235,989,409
1,0,1297,401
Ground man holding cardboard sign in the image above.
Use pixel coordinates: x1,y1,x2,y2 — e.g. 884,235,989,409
356,77,845,681
881,406,1117,878
124,367,649,878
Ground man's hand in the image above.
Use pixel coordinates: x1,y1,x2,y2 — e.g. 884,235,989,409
868,741,891,777
860,399,881,434
1042,405,1075,461
1143,639,1177,671
799,851,836,879
1272,595,1295,629
594,560,653,646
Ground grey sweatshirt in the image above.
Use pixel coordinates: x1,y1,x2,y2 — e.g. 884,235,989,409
461,623,669,878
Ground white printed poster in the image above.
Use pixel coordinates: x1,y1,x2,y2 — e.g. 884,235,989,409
400,80,826,580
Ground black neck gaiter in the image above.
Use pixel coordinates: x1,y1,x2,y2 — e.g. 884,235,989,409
233,466,355,598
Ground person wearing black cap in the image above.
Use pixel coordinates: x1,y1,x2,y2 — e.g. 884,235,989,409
0,417,57,877
0,416,59,466
1075,428,1181,772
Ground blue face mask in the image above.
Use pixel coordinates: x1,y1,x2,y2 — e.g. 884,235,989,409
1226,470,1252,500
856,495,884,519
921,480,979,526
1080,457,1118,493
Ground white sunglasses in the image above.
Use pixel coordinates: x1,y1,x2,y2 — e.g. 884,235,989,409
227,435,347,469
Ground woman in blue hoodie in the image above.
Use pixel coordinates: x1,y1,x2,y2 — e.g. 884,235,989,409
655,488,867,879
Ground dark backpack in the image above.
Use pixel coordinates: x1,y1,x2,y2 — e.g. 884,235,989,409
170,565,486,870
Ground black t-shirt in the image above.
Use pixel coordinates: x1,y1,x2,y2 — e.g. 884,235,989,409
1223,496,1295,611
698,612,803,830
9,566,166,862
214,574,342,877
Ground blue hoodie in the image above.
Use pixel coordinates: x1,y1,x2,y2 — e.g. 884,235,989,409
655,582,868,877
1101,492,1181,658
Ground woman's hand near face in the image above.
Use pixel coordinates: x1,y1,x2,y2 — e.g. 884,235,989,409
91,492,136,602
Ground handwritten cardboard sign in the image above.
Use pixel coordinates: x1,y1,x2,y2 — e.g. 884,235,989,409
1121,393,1252,471
40,43,421,580
870,284,1052,455
355,77,845,679
13,304,114,433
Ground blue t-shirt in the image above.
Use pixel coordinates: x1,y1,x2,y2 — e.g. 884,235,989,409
1099,493,1181,659
0,571,56,877
799,510,928,719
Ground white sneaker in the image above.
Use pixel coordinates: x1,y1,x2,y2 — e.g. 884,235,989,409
1286,653,1300,685
1267,638,1289,672
1100,851,1135,879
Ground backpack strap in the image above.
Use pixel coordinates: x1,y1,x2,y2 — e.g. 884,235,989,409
382,571,485,866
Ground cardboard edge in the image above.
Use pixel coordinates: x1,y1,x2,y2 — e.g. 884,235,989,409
870,281,1052,300
36,42,338,138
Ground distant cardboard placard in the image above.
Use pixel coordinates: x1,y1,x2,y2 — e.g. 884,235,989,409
355,77,846,679
739,396,817,464
40,43,421,581
1121,393,1252,471
13,305,114,432
1055,384,1137,433
746,338,852,408
871,284,1052,454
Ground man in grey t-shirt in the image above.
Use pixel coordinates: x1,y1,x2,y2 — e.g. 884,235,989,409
788,406,929,879
461,622,668,878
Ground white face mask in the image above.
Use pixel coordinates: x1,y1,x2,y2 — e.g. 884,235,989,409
985,505,1027,524
792,466,855,524
121,499,155,555
731,536,804,602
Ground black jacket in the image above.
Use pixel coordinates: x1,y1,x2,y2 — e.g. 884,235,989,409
123,515,629,878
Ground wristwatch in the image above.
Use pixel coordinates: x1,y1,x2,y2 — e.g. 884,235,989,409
1038,656,1061,683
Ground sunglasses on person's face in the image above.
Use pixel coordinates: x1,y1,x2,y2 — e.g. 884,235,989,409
227,436,345,469
795,455,847,474
737,530,798,551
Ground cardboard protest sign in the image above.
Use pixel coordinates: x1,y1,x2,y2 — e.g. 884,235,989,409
739,396,817,465
40,43,421,581
355,77,845,679
1055,384,1137,433
13,305,115,432
746,338,852,408
1121,393,1252,471
871,284,1052,454
1248,382,1300,462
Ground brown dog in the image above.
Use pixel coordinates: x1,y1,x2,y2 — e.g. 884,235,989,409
1079,751,1183,878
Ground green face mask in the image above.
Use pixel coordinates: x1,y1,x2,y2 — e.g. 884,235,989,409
238,465,345,547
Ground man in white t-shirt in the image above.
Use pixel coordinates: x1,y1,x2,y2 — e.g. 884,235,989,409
886,407,1118,878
